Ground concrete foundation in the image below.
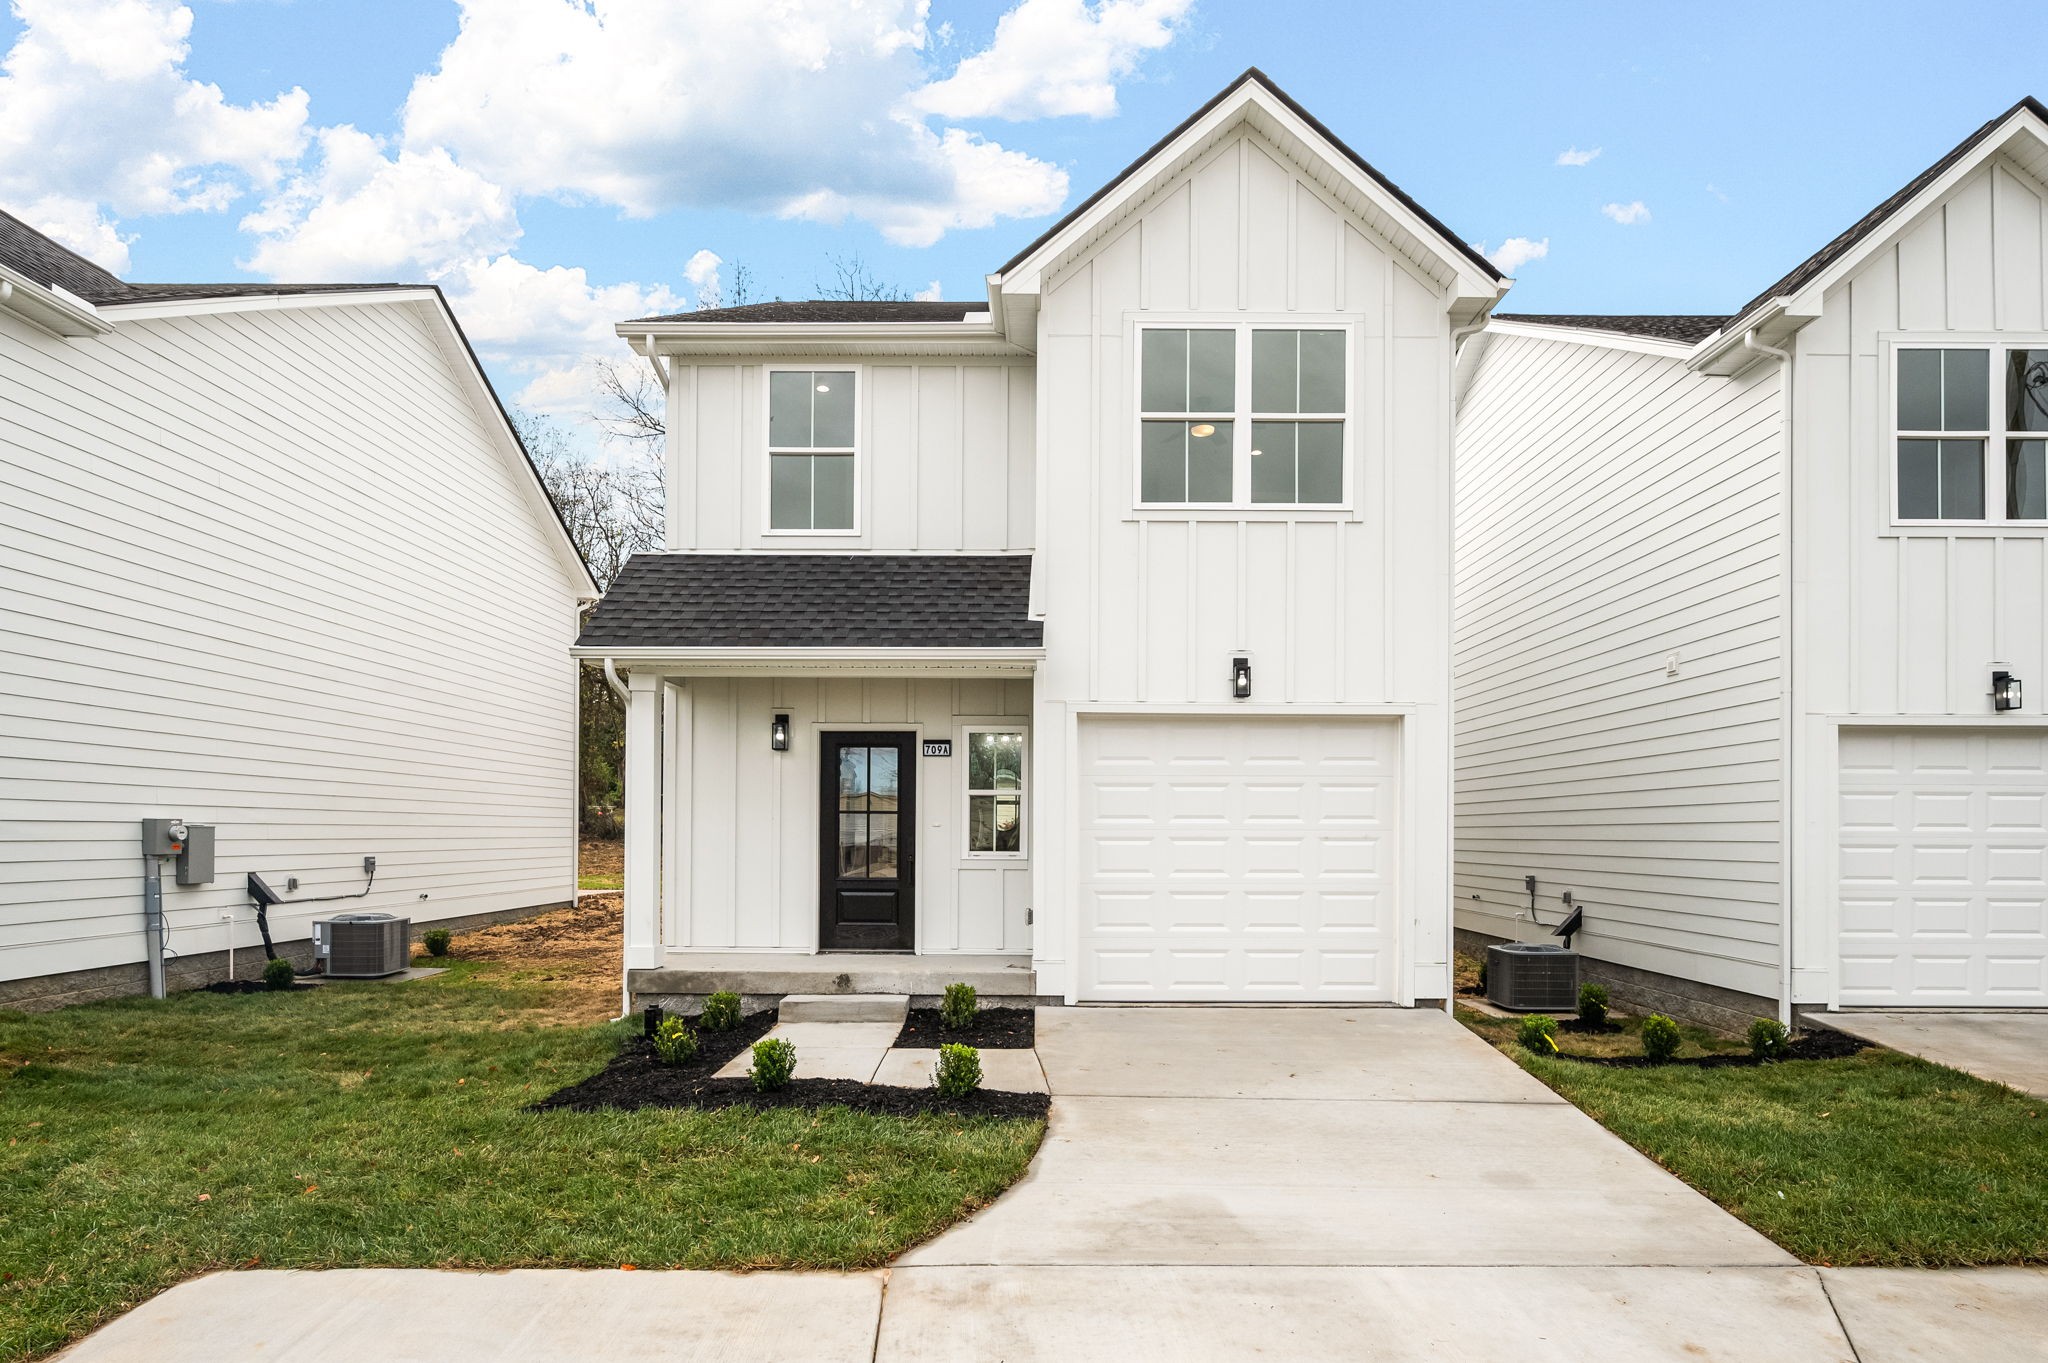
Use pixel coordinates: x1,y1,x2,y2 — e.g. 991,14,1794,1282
1455,927,1777,1035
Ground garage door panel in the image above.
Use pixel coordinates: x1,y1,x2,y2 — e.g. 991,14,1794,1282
1078,715,1398,1002
1837,728,2048,1007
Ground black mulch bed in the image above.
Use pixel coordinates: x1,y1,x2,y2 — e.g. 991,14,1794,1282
530,1008,1048,1119
202,979,315,995
1555,1030,1872,1069
1558,1017,1624,1035
893,1007,1035,1049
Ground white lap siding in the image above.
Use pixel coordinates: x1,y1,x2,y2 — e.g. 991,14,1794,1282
0,299,583,986
1453,330,1786,999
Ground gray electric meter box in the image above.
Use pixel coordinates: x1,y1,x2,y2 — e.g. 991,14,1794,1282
175,825,216,885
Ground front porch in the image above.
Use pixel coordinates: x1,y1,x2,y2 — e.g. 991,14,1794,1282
630,952,1040,1012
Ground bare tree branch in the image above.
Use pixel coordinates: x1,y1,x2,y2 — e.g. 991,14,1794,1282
591,358,666,450
815,250,910,302
513,409,662,593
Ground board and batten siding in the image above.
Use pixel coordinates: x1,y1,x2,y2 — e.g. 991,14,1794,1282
0,298,583,987
664,676,1032,954
1453,329,1786,1000
1788,156,2048,1000
1030,125,1456,1000
663,359,1034,552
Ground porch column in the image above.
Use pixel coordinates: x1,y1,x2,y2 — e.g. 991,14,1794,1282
622,668,664,971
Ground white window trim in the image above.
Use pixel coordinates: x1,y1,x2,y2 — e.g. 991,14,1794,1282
763,363,864,537
1883,335,2048,533
1130,316,1358,516
959,722,1029,861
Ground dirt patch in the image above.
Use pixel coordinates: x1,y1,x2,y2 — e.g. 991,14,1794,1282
1557,1030,1872,1069
440,893,623,1023
893,1007,1035,1049
580,838,623,878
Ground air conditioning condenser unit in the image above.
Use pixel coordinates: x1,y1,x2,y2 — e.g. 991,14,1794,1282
1486,943,1579,1011
314,912,410,978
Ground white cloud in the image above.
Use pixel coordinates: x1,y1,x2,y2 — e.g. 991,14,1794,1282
914,279,945,301
1554,146,1601,167
1601,199,1651,225
0,0,308,225
398,0,1068,243
910,0,1192,120
448,254,681,419
239,126,518,280
683,249,723,290
1478,236,1549,275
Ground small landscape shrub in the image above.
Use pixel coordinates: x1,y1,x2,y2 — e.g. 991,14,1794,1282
1476,956,1488,993
262,957,296,991
422,928,451,958
699,990,742,1032
750,1037,796,1092
1576,982,1610,1027
1747,1017,1790,1061
652,1016,698,1065
1640,1013,1682,1062
933,1042,983,1098
940,981,978,1030
1516,1013,1559,1054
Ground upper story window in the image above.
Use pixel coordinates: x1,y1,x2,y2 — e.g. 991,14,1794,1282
1895,345,2048,524
769,369,856,531
1137,324,1349,510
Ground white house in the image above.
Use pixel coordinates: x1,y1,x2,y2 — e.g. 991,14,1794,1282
0,210,598,1009
1455,98,2048,1026
580,70,1508,1007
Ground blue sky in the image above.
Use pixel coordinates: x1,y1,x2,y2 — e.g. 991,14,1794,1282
0,0,2034,426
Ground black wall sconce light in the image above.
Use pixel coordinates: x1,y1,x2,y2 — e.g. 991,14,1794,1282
1231,655,1252,700
770,713,791,751
1993,670,2023,712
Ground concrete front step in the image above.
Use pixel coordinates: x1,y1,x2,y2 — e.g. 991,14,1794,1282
780,994,909,1024
630,952,1039,1014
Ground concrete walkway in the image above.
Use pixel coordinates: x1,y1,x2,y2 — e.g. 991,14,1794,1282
1812,1010,2048,1100
53,1007,2048,1362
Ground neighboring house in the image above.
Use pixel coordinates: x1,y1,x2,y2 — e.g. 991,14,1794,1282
1455,99,2048,1027
0,210,598,1009
579,70,1507,1006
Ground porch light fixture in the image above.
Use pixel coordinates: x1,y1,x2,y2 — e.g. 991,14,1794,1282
1231,655,1252,700
1993,669,2023,712
771,713,791,751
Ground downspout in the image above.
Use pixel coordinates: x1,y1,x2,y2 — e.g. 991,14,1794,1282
1442,311,1493,1012
602,656,630,702
1740,328,1797,1026
599,656,632,1017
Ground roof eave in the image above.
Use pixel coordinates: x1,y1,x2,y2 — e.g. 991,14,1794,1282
1486,317,1700,357
619,318,1027,358
569,645,1045,677
0,264,111,337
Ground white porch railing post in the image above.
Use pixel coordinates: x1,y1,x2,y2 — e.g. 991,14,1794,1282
622,668,663,972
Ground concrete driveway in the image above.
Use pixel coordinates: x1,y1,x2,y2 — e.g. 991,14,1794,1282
1814,1011,2048,1100
54,1007,2048,1362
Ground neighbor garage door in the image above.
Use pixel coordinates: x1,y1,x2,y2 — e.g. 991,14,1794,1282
1838,728,2048,1006
1076,715,1397,1001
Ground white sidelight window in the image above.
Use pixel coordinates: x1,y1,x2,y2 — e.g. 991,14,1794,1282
963,728,1026,857
769,368,858,531
1894,344,2048,525
1137,323,1351,510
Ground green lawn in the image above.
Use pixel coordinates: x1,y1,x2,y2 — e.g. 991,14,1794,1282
576,873,623,891
1459,1005,2048,1266
0,959,1043,1362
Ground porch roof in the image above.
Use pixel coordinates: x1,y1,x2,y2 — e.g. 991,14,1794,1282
574,552,1041,652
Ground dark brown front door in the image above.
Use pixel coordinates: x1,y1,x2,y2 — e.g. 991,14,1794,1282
820,732,916,950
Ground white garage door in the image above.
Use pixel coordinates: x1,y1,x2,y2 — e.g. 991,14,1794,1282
1838,729,2048,1006
1076,715,1397,1001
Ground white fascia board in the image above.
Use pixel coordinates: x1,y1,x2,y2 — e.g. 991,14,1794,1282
620,319,1025,359
996,82,1501,304
571,646,1044,676
0,264,111,336
1487,318,1697,358
93,287,437,321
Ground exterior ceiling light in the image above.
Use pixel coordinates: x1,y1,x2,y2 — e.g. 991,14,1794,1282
816,383,831,393
1993,670,2023,712
1190,423,1215,437
771,713,791,751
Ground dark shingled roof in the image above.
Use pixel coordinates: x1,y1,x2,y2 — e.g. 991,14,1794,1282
629,299,985,325
0,205,400,306
997,67,1502,283
1726,96,2048,333
577,554,1042,650
1493,314,1731,344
